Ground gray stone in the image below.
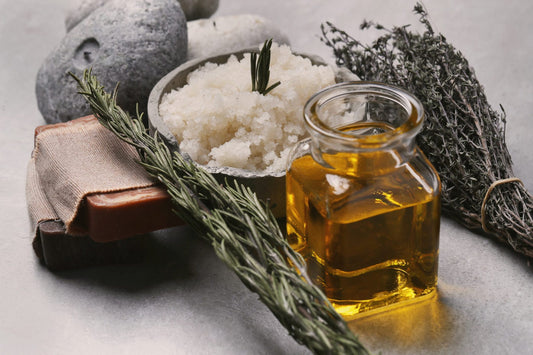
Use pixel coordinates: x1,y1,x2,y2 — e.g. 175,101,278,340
65,0,218,31
178,0,219,21
65,0,107,33
36,0,187,124
187,14,290,60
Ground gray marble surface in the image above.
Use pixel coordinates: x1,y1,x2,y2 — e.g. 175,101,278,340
1,0,532,354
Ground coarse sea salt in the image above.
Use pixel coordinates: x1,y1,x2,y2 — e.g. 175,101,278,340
159,43,335,173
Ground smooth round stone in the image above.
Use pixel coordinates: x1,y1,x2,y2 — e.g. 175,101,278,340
65,0,218,31
65,0,107,32
179,0,219,21
36,0,187,124
187,14,290,60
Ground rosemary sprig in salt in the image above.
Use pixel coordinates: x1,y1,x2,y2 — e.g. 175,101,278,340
250,39,281,95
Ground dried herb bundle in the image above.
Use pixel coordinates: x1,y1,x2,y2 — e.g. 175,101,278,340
71,70,371,355
321,3,533,258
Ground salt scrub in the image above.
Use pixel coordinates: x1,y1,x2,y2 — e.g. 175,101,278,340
159,44,336,173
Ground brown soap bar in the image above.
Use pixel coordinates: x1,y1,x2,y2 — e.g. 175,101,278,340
35,220,147,271
34,115,183,243
83,186,183,242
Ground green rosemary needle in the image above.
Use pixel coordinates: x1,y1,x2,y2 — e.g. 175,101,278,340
251,38,281,95
70,69,371,355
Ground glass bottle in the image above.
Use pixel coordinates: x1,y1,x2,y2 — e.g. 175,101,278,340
286,82,441,319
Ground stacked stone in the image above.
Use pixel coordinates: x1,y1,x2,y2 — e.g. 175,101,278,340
36,0,290,124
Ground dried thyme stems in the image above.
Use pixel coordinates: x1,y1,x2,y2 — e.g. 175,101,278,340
321,3,533,258
71,70,371,355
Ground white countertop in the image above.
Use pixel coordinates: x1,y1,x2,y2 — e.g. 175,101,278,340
1,0,532,354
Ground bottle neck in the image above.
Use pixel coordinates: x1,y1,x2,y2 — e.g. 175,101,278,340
304,81,424,176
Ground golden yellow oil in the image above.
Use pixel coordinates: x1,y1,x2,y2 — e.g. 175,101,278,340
286,151,440,319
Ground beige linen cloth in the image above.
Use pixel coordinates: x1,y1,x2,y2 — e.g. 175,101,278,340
26,115,157,239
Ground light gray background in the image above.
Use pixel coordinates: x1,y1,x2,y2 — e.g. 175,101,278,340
1,1,532,354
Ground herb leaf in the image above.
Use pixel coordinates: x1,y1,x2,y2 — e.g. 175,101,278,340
251,39,281,95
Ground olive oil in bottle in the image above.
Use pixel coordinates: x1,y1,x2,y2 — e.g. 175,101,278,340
287,82,441,319
287,152,440,318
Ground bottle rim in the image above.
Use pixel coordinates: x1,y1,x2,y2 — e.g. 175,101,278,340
303,81,425,148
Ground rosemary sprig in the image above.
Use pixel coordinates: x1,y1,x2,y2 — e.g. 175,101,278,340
251,39,281,95
321,3,533,258
71,69,371,355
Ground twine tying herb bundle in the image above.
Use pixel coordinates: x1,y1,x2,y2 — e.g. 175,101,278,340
71,70,371,355
321,3,533,258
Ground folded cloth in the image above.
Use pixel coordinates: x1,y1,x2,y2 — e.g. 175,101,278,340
26,115,157,239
